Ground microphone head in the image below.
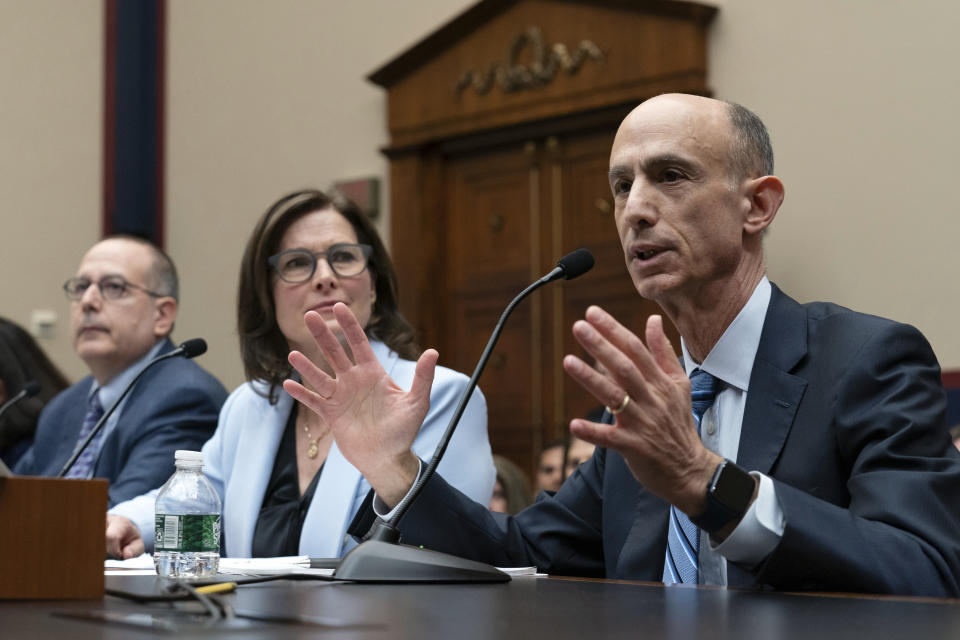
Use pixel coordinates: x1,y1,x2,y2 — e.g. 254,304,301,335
557,249,595,280
22,380,41,398
179,338,208,359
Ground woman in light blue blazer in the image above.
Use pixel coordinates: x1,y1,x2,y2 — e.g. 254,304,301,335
107,189,495,559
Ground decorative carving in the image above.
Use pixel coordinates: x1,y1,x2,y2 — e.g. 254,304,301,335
455,27,603,96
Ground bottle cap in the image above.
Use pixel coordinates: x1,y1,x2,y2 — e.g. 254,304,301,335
174,450,203,463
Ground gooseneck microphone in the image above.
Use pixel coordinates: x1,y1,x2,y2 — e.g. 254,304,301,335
388,248,594,528
56,339,208,478
0,381,42,423
333,249,594,583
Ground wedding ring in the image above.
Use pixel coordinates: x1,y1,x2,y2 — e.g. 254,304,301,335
607,394,631,415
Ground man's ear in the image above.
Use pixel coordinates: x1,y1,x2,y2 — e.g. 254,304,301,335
153,298,178,338
743,175,785,235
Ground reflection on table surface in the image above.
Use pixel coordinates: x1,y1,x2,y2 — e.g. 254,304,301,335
3,574,960,639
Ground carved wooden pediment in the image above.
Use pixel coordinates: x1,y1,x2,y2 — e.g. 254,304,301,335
369,0,717,148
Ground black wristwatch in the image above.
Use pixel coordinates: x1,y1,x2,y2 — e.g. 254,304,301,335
690,459,756,534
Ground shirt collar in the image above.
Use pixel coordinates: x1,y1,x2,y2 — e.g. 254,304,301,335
680,277,771,391
87,339,168,408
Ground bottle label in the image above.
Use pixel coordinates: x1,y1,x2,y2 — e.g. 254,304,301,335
155,514,221,552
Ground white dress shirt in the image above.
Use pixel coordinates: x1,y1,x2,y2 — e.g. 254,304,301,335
680,277,785,585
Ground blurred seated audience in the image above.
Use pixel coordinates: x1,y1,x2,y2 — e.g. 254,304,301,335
564,437,596,479
0,318,70,467
535,439,565,493
490,454,533,514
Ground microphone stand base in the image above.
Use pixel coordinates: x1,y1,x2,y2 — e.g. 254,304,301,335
334,540,511,583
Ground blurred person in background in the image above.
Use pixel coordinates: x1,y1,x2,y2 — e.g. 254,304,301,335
490,454,533,514
0,317,70,467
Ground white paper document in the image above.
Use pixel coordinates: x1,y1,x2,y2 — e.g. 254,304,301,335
106,554,540,577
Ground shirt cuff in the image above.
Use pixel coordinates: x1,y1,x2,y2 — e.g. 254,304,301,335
372,458,423,520
710,472,784,565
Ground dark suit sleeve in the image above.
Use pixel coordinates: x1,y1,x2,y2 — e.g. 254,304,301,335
755,322,960,596
100,363,226,507
399,447,608,576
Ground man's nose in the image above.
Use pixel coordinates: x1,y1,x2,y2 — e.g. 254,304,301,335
79,282,103,309
620,181,660,227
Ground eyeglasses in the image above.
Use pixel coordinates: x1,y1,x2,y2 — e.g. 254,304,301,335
268,243,373,284
63,276,167,301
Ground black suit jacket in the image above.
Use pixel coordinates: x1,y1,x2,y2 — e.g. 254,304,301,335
15,338,227,506
399,285,960,596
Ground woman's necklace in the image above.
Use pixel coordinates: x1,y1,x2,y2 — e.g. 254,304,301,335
301,416,330,459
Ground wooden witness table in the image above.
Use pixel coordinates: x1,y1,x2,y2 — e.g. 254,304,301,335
2,574,960,638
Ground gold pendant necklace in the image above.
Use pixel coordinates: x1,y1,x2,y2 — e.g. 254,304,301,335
301,418,329,459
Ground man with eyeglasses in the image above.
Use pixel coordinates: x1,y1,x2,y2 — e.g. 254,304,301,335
15,236,227,507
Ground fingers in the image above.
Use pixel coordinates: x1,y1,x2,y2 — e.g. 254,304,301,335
288,350,335,397
583,306,662,380
333,303,378,365
106,515,141,559
122,538,145,559
645,315,685,379
303,309,354,371
283,377,328,415
563,354,630,413
409,349,439,408
569,417,620,450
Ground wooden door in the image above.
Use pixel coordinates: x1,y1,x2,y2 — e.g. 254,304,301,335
440,128,675,474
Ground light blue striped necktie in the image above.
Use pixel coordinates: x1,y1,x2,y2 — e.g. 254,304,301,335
663,369,719,585
64,390,105,479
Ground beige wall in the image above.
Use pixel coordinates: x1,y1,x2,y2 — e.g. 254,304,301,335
709,0,960,367
165,0,471,391
0,0,102,382
3,0,959,393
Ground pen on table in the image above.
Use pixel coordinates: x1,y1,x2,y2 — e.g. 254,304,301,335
195,581,237,595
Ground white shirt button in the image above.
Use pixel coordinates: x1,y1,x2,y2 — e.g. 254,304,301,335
703,416,717,436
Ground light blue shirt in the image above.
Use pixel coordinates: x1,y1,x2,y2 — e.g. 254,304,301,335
75,339,167,478
680,277,785,585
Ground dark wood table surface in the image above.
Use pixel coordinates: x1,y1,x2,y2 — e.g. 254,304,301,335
2,574,960,638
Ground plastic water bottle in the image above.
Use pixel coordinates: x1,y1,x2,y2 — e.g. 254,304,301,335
154,450,222,578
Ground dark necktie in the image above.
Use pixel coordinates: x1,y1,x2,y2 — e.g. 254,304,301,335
64,391,105,479
663,369,719,585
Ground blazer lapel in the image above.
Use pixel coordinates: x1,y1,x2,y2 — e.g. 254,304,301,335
301,441,364,557
224,391,290,557
736,285,808,474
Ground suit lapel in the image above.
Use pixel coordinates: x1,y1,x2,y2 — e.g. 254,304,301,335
736,285,808,474
50,380,94,475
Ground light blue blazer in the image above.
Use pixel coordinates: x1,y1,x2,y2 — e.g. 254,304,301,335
111,340,495,558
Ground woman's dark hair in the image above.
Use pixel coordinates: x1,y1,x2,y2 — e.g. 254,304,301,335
237,188,419,403
0,318,69,454
493,455,533,515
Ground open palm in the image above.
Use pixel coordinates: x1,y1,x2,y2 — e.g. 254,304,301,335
284,304,437,496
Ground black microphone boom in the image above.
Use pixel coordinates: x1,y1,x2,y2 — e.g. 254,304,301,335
0,381,42,423
56,339,208,478
333,249,595,583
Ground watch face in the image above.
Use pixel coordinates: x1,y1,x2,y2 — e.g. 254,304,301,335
715,462,755,512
